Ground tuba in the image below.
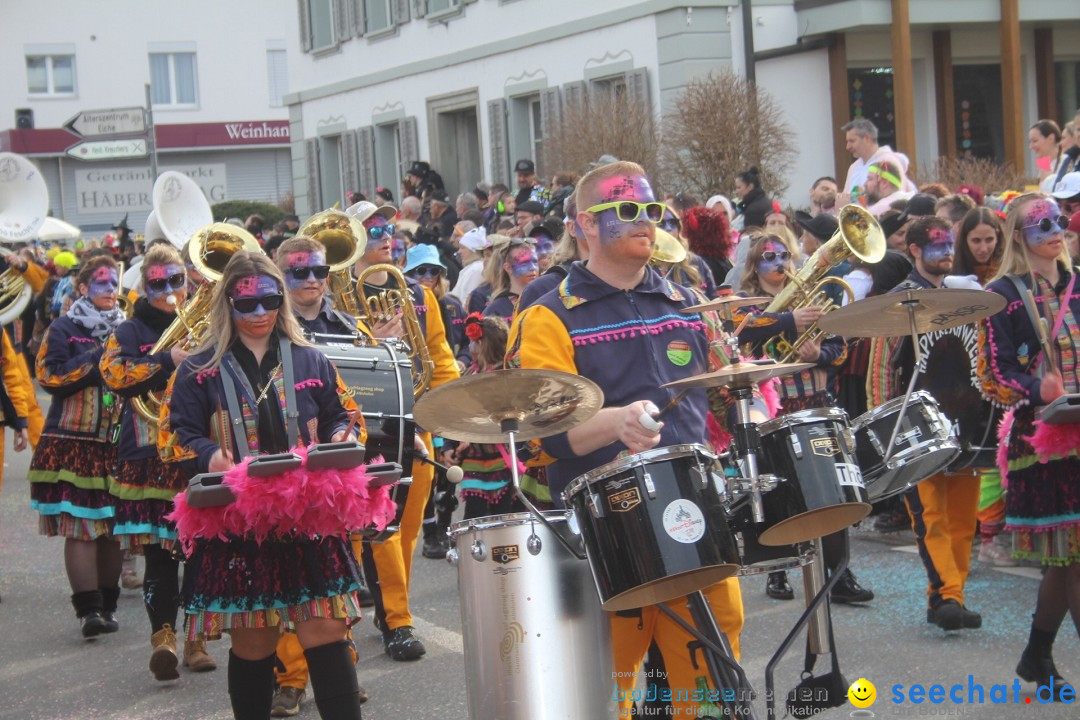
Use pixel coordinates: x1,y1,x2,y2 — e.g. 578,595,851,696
152,171,213,251
132,223,261,422
763,204,885,363
298,209,365,319
0,152,49,325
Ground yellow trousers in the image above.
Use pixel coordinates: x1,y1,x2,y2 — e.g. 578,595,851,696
14,353,44,448
611,578,744,719
904,470,981,608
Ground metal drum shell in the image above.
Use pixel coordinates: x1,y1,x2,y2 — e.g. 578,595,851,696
564,445,740,613
450,512,617,720
755,407,871,546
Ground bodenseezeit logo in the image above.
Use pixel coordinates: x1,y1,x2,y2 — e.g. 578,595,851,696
847,676,1077,716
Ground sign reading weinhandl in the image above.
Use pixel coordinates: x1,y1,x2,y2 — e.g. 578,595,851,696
64,107,146,138
66,139,148,162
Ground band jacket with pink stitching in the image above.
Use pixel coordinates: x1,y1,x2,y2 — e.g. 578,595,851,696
36,316,112,441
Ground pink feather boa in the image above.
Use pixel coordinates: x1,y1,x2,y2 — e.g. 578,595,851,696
706,378,782,453
166,445,397,554
995,408,1080,488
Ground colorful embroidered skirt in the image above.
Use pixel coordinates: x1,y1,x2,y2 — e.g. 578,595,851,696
181,534,364,641
29,435,116,540
110,456,186,551
1003,407,1080,566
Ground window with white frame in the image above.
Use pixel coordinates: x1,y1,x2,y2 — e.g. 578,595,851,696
427,0,460,15
26,54,75,96
365,0,393,33
267,49,288,107
149,53,198,107
375,122,403,195
508,93,542,170
528,96,543,164
309,0,335,49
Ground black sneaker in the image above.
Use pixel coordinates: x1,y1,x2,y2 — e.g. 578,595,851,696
1016,650,1069,692
927,599,979,631
384,625,426,661
422,534,448,560
873,505,910,533
830,569,874,604
765,571,794,600
80,611,108,639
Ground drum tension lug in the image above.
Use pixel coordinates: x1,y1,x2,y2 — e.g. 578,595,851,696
789,434,803,459
586,492,605,519
527,533,542,556
470,540,486,561
643,471,656,499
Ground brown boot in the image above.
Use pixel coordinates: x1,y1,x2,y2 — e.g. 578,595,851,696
183,637,217,672
149,625,180,681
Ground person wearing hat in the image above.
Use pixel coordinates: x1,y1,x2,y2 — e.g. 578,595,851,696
1051,171,1080,217
426,189,458,239
526,217,563,272
451,227,490,303
50,251,79,319
794,210,849,307
350,201,460,663
404,161,443,200
514,200,544,237
865,156,914,217
513,158,550,208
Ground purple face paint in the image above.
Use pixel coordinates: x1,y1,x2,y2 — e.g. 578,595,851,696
756,241,790,277
1021,198,1063,247
594,174,657,246
535,235,555,258
230,274,280,320
284,251,326,290
921,227,955,262
509,247,539,278
88,267,119,298
145,263,185,301
391,237,407,264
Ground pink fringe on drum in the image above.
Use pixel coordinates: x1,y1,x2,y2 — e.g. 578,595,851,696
996,409,1013,487
706,378,782,452
166,447,396,554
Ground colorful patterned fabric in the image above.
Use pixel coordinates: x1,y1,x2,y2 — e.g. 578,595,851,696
29,435,116,537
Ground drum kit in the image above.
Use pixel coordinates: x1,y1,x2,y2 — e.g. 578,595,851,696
407,287,1005,720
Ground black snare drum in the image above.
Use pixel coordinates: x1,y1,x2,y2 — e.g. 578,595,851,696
755,407,871,546
852,391,959,502
564,445,740,612
318,340,416,541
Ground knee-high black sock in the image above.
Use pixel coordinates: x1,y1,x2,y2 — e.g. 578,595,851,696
142,544,181,632
70,589,103,618
305,641,363,720
227,651,275,720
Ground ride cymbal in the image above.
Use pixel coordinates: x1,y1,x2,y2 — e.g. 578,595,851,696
816,288,1006,338
661,361,814,391
413,369,604,443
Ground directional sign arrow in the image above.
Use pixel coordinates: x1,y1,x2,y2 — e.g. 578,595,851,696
65,138,149,161
64,107,146,138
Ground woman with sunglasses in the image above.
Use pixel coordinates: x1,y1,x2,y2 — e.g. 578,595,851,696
978,193,1080,691
482,237,540,322
403,244,469,368
31,255,127,638
733,233,874,605
158,251,367,720
100,243,218,678
654,208,718,300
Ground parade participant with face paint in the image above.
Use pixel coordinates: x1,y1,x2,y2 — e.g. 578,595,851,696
731,233,870,604
480,238,539,322
30,255,127,640
508,161,745,720
978,193,1080,691
157,252,369,720
348,200,461,664
98,244,216,679
403,244,468,366
652,208,720,300
518,196,592,312
867,215,985,634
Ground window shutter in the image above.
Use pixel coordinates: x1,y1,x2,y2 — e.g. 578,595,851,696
625,68,650,108
395,0,410,24
487,98,508,186
342,130,361,197
356,126,377,196
353,0,366,35
413,0,427,19
562,80,586,111
539,87,562,137
298,0,313,52
399,116,419,170
305,138,323,213
333,0,351,43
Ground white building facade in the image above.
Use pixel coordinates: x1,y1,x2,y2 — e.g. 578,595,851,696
0,0,298,231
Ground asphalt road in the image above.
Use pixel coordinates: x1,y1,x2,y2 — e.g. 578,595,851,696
1,418,1077,720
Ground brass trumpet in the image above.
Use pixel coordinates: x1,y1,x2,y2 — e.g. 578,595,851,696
356,263,434,396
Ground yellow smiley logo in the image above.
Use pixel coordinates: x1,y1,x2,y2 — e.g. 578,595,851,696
848,678,876,708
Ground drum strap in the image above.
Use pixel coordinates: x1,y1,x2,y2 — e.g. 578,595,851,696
219,339,300,460
1006,272,1076,372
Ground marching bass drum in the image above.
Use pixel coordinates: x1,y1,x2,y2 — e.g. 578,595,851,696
316,339,417,541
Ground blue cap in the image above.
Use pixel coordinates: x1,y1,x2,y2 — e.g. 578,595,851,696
402,244,445,275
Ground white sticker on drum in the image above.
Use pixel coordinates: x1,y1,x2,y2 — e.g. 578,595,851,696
835,462,865,489
662,499,706,544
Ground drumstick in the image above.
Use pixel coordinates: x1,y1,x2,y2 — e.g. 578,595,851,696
343,406,364,439
654,390,689,421
734,312,754,338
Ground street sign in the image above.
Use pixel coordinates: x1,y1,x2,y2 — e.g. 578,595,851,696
64,107,146,138
65,138,149,161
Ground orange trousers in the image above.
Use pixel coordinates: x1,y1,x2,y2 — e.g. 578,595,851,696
904,470,981,608
611,578,744,719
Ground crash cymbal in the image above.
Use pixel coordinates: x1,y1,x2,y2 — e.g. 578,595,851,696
816,288,1006,338
682,296,772,314
413,369,604,443
661,361,814,391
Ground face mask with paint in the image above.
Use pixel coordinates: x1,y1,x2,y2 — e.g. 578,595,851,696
592,174,658,245
509,247,539,278
1020,199,1067,247
145,263,186,301
230,274,282,321
921,227,955,262
88,267,119,298
391,237,408,264
283,251,327,290
534,234,555,258
756,243,790,278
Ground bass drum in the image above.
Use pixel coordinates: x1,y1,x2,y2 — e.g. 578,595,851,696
317,340,416,541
